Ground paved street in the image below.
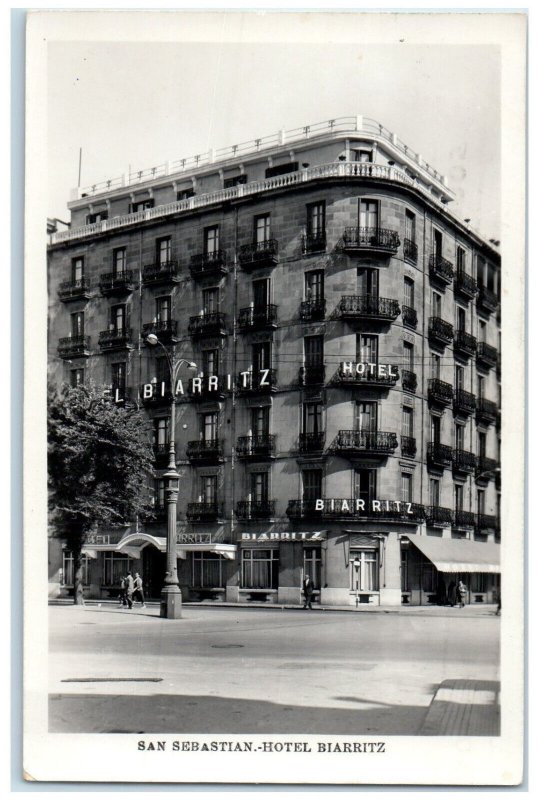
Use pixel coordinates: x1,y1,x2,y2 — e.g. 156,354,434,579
49,604,500,735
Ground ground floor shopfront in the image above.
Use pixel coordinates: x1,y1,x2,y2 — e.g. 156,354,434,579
49,523,500,607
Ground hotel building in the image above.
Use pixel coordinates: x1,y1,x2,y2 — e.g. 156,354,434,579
47,115,501,606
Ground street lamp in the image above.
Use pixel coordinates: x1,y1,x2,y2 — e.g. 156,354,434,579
146,333,197,619
353,557,361,607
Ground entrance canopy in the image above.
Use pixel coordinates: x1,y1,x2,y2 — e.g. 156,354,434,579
409,536,500,574
82,532,237,561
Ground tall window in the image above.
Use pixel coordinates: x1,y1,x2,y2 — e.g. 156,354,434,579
251,472,269,503
405,210,416,243
202,287,219,314
70,368,84,387
430,415,441,444
357,267,378,296
432,290,442,318
306,201,325,237
200,475,217,505
204,226,219,255
403,341,414,370
153,417,169,449
253,278,270,311
193,553,224,588
478,430,487,458
477,375,485,400
359,199,378,229
354,401,377,432
155,356,169,384
303,402,323,434
401,473,413,503
304,335,324,367
455,364,465,391
102,553,133,587
455,424,465,451
477,256,486,287
455,483,464,511
434,228,443,258
456,306,466,332
252,341,271,373
202,412,218,442
202,348,219,376
154,478,165,508
156,237,171,264
404,277,415,308
354,469,377,504
156,296,171,322
254,214,271,245
113,248,126,276
111,362,126,393
241,549,279,589
251,406,270,436
71,311,84,337
477,489,486,515
431,352,441,379
62,551,90,586
349,550,379,591
357,333,378,364
110,304,126,332
305,270,324,301
479,320,487,343
304,548,322,589
457,246,466,272
402,406,414,438
71,256,84,282
302,470,322,501
429,478,440,507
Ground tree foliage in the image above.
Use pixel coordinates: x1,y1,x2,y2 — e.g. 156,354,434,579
48,382,155,602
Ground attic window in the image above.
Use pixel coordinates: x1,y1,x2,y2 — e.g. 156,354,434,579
265,162,298,179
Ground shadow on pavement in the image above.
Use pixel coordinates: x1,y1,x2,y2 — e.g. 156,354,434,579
420,678,500,736
49,692,429,735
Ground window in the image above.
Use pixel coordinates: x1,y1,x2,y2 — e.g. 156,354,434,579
354,469,377,504
355,149,372,162
254,214,271,245
421,562,437,593
471,573,488,592
455,483,464,511
85,210,108,224
303,402,323,434
113,248,126,276
71,311,84,337
402,406,414,437
350,550,379,592
405,210,416,243
306,201,325,237
193,552,225,588
110,304,126,332
265,162,298,179
71,257,84,283
251,472,269,503
304,335,324,367
111,362,126,393
305,270,324,301
429,478,440,507
430,415,441,445
404,277,415,308
357,266,378,296
204,226,219,255
457,246,466,271
456,306,466,332
477,375,485,400
70,368,84,387
479,320,487,343
202,412,218,442
202,348,219,376
455,424,465,451
156,237,171,264
432,290,442,318
155,356,169,384
252,341,271,373
241,549,279,589
401,549,409,592
455,364,465,391
177,188,195,201
357,333,378,364
224,174,247,188
253,278,270,310
354,401,377,432
200,475,217,505
302,470,322,502
102,553,133,587
476,256,486,287
304,547,322,589
154,478,165,508
202,287,219,314
359,199,378,229
477,489,486,515
431,352,441,379
403,341,414,371
130,199,154,212
153,417,169,448
251,406,270,437
62,551,90,586
156,296,171,323
478,430,487,458
401,472,413,503
434,228,443,258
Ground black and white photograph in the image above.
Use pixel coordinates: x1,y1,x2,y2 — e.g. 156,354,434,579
23,9,525,786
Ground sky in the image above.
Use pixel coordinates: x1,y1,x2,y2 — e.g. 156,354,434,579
47,32,501,240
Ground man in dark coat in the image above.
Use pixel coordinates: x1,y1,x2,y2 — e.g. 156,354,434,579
302,574,314,610
125,571,134,609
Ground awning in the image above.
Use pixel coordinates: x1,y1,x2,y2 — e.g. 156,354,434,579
175,543,237,560
408,536,500,574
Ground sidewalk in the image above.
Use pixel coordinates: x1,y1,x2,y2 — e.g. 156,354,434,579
420,678,500,735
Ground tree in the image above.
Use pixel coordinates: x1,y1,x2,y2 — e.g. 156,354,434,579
48,382,155,604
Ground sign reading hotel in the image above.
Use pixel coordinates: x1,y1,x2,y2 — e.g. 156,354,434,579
340,362,399,378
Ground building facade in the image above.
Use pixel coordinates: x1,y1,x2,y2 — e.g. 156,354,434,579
47,115,501,606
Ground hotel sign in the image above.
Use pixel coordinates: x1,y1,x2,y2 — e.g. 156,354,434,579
177,532,214,545
241,531,326,542
340,362,398,378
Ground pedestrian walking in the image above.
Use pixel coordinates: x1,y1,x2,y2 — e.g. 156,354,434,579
302,574,314,610
125,571,134,609
456,580,467,609
447,580,456,607
119,575,128,607
133,572,146,608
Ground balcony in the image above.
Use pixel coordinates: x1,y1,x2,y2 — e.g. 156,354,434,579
342,226,400,255
189,250,228,280
403,238,418,264
338,295,400,322
476,342,498,370
153,443,170,466
236,500,276,520
452,449,477,474
476,397,498,425
401,436,417,458
238,239,279,270
236,435,276,460
139,381,173,407
331,430,398,457
454,510,477,529
188,375,229,402
402,305,418,329
334,363,399,389
428,378,454,407
298,432,326,453
477,286,498,314
186,440,224,464
142,261,180,286
300,298,326,321
99,270,135,296
453,389,476,416
186,502,222,523
299,364,326,386
237,305,278,331
476,456,499,484
454,330,477,358
428,317,454,347
302,231,326,255
402,369,417,393
476,514,497,532
455,267,478,299
427,442,453,470
237,369,277,394
142,319,178,344
286,499,323,520
287,498,425,523
425,506,454,526
58,279,91,302
188,312,227,338
429,253,454,286
98,328,134,352
57,335,90,358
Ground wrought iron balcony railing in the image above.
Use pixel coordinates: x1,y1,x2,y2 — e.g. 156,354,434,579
402,305,418,328
429,253,454,285
335,364,399,388
186,502,222,522
332,430,398,455
58,278,91,301
142,261,180,285
403,238,418,264
401,369,417,393
286,499,323,519
425,506,454,526
428,316,454,345
455,267,478,298
299,364,326,386
477,286,498,314
142,319,178,343
338,295,400,321
300,298,326,321
401,436,417,458
427,442,454,469
236,435,276,459
238,239,279,269
453,389,476,416
99,270,135,295
454,510,477,528
342,226,400,253
476,514,497,531
237,369,277,393
236,500,276,520
237,305,278,330
302,231,326,254
298,432,326,453
188,312,227,338
186,439,224,462
428,378,454,406
58,335,91,358
476,456,499,483
189,250,228,279
452,449,477,474
476,397,498,424
476,342,498,369
153,443,170,463
454,330,477,357
98,328,134,351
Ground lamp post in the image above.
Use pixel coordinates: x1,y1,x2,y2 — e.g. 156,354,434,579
353,557,361,607
146,333,197,619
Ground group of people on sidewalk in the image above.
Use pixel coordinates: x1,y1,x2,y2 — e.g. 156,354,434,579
118,572,146,609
